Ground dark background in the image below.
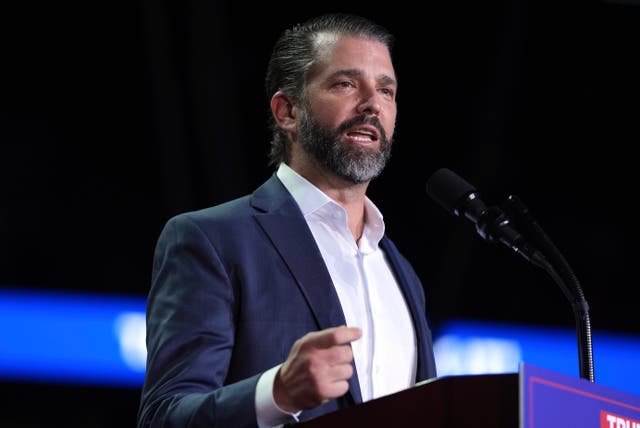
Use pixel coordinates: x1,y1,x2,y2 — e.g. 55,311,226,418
1,1,638,426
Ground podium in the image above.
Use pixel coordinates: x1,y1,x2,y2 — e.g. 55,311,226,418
298,363,640,428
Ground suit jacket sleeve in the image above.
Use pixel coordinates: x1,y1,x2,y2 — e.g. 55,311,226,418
137,214,260,428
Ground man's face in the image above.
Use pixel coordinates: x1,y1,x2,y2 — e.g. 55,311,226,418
297,36,397,184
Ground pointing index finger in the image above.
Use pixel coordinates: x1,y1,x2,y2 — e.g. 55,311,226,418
307,326,362,349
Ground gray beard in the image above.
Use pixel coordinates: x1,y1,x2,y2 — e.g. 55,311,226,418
298,109,393,184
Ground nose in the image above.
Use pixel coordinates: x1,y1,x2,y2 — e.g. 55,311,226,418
356,88,382,116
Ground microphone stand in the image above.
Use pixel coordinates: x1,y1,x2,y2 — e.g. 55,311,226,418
502,195,595,382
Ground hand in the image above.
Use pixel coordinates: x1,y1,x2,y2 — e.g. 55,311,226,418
273,325,362,412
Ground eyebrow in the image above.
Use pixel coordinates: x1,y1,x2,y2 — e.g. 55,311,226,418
328,69,398,87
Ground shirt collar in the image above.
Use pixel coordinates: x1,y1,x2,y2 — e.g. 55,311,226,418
276,162,332,216
276,163,386,250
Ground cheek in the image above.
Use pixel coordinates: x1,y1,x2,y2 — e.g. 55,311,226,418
309,100,345,127
383,112,397,138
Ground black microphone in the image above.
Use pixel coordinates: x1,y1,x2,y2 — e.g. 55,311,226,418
426,168,546,266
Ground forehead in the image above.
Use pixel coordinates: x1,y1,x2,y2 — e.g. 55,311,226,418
309,35,396,81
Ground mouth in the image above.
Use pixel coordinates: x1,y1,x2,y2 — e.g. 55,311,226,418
344,125,380,144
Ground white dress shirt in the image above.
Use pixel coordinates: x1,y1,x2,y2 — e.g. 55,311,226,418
256,163,417,426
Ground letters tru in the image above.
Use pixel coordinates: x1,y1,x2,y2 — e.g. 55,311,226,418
602,412,640,428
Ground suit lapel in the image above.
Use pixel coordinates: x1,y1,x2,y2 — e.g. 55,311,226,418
255,211,346,329
251,175,363,404
380,236,434,382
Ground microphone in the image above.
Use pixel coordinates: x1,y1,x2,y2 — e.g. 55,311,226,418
426,168,545,266
426,168,595,382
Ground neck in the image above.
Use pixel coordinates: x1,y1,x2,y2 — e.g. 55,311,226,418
288,158,369,242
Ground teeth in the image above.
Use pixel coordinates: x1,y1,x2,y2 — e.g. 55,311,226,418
347,128,377,142
352,135,371,142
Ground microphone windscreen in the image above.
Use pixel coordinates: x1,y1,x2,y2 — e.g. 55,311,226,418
426,168,476,215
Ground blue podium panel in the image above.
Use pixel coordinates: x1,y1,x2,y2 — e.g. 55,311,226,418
521,363,640,428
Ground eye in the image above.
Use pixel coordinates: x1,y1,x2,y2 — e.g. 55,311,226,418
379,87,395,98
334,81,355,89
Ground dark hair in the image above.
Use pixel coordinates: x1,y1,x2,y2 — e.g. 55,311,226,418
264,13,395,167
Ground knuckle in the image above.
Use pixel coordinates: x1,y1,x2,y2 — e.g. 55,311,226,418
340,348,349,360
293,334,309,350
344,364,353,378
342,345,353,360
316,383,332,399
329,329,341,344
296,331,318,351
306,352,325,375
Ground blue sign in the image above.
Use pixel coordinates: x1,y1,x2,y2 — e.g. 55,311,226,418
0,287,146,387
1,287,638,396
433,320,640,397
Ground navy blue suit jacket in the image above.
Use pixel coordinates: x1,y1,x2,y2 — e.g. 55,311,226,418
137,174,437,428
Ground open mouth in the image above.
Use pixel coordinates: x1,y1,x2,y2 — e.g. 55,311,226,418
345,125,380,144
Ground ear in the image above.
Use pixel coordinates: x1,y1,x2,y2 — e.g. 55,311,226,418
270,91,298,134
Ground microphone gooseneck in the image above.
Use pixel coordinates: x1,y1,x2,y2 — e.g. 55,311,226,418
502,194,594,382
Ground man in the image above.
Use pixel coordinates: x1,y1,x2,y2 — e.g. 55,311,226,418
138,13,437,428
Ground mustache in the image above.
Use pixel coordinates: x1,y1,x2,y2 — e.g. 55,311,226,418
336,115,388,142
